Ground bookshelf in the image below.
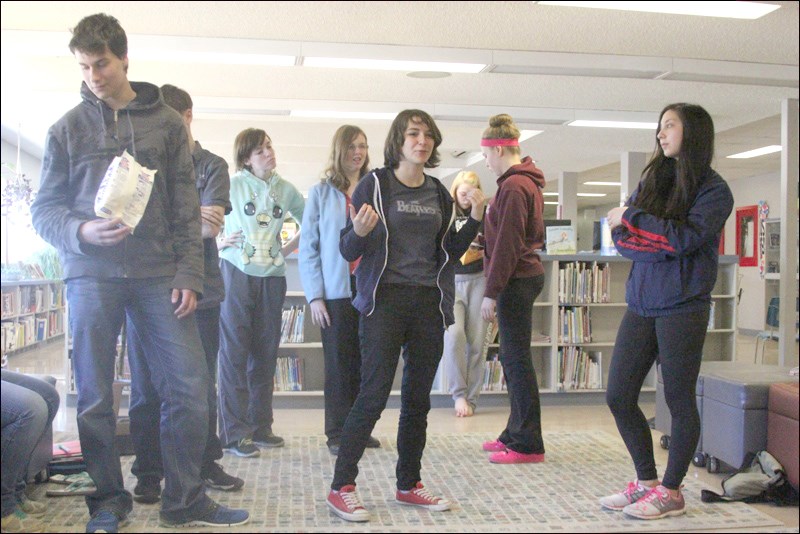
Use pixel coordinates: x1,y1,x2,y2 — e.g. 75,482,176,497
433,254,739,398
1,279,65,359
61,254,737,406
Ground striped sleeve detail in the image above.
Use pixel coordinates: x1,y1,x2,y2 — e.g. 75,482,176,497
618,219,676,253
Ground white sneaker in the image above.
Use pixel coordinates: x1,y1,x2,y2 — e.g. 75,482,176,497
599,480,651,510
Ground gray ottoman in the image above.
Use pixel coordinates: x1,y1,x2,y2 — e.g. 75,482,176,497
655,361,751,466
701,366,798,473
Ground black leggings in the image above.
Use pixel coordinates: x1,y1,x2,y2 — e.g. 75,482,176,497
606,307,709,489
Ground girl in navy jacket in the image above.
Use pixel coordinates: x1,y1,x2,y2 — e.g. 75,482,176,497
600,103,733,520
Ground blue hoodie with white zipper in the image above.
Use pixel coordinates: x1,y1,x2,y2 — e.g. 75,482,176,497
612,168,733,317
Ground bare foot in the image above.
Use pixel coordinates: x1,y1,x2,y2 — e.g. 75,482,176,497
455,397,470,417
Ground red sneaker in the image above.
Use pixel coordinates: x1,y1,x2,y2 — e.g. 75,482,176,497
489,449,545,464
395,482,451,511
326,485,369,522
482,439,507,452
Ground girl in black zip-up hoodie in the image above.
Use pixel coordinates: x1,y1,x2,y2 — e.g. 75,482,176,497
326,110,482,522
600,103,733,520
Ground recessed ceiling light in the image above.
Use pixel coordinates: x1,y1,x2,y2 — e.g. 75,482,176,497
568,120,657,129
577,193,607,197
544,201,560,205
583,181,621,186
726,145,782,159
543,192,559,197
535,1,780,20
407,71,452,79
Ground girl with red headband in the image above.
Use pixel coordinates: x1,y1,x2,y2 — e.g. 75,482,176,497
479,113,548,464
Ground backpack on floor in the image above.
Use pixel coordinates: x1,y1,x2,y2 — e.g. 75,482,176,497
701,450,799,506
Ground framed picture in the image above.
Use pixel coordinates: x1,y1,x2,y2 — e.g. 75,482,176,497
769,232,780,248
735,205,758,267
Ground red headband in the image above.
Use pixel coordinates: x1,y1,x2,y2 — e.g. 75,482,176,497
480,138,519,147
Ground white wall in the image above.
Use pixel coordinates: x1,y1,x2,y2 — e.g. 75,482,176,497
725,170,782,332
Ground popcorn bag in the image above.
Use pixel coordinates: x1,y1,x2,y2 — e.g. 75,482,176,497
94,150,156,231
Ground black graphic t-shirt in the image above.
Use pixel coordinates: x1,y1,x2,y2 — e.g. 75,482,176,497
383,174,442,287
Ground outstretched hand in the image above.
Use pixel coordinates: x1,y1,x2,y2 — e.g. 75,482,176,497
348,203,379,237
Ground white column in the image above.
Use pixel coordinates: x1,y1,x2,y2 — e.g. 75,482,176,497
558,171,578,224
778,98,798,367
620,152,648,204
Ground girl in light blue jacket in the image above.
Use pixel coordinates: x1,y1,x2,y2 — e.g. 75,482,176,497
299,125,380,455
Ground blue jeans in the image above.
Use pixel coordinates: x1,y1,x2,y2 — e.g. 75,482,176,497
332,284,443,491
128,306,224,483
67,277,212,522
1,371,59,517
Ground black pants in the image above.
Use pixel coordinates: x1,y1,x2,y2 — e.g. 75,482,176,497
496,275,545,454
332,284,443,491
606,307,708,489
322,296,362,444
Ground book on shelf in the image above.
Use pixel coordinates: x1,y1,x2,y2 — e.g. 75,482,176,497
483,353,506,392
557,347,602,391
280,305,305,344
545,226,577,255
274,356,304,391
558,261,611,304
707,301,716,331
600,217,617,256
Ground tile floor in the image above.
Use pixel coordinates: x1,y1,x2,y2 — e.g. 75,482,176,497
3,334,798,532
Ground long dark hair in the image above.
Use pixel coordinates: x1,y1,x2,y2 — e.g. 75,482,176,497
633,103,714,221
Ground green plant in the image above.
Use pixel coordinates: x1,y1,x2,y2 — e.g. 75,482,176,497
28,246,62,280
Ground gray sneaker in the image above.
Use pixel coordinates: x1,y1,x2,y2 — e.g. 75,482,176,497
223,438,260,458
599,480,651,510
252,431,284,448
622,485,685,519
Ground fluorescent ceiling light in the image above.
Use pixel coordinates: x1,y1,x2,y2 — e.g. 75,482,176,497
726,145,782,159
536,1,780,20
543,192,559,197
290,110,397,120
583,181,621,186
520,129,544,142
544,201,560,205
577,193,607,197
303,57,485,73
568,120,657,129
132,50,295,66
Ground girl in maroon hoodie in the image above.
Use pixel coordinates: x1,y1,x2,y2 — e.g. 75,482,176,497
479,114,548,464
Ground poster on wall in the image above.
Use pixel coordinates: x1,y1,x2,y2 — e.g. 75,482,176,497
758,201,770,278
735,205,758,267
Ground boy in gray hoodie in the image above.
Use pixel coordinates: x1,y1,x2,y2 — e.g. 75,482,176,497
31,13,248,533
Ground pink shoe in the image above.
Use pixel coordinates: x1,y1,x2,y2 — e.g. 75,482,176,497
489,449,545,464
482,439,507,452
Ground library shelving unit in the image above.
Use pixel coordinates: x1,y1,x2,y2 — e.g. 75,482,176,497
1,279,65,359
281,254,738,406
61,253,738,407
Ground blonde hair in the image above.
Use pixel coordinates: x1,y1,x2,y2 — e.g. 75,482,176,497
482,113,521,156
450,171,483,217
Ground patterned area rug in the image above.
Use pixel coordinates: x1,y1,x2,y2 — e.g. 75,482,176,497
36,431,783,532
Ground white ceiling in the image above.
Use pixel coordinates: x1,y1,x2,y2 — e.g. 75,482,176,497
1,1,798,213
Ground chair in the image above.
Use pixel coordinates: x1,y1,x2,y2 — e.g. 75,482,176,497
754,297,780,364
